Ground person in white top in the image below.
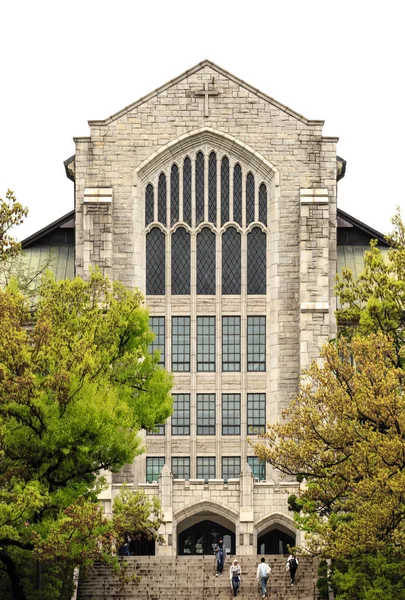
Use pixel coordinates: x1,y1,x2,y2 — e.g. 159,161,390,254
256,557,271,598
229,559,241,596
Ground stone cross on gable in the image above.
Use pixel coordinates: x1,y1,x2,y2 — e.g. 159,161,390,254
195,80,219,117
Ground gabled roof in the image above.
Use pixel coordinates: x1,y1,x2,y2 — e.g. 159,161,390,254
21,211,75,249
87,59,326,128
337,209,389,246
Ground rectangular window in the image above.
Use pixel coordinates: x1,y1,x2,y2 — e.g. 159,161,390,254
247,393,266,434
197,394,216,435
146,457,165,482
147,424,165,436
222,456,241,483
149,316,165,367
222,394,241,435
172,457,190,480
172,316,190,372
247,456,266,481
172,394,190,435
196,457,216,482
222,316,241,371
197,316,215,371
247,316,266,371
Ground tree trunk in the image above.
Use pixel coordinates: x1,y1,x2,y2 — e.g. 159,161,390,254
0,551,27,600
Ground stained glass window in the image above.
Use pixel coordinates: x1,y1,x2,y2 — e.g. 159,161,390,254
146,228,165,295
197,394,216,435
171,164,179,226
247,316,266,371
172,317,190,372
172,457,190,480
146,457,165,482
171,228,190,295
247,228,266,294
222,228,241,294
259,183,267,225
221,157,230,225
183,157,192,225
233,163,242,225
197,228,216,295
195,151,205,225
247,393,266,434
208,151,217,224
145,183,154,226
158,172,167,226
246,172,255,225
197,316,215,371
222,394,241,435
222,456,241,482
247,457,266,480
172,394,190,435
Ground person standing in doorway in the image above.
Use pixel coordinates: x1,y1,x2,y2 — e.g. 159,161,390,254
286,554,299,585
256,557,271,598
229,559,241,596
214,538,226,576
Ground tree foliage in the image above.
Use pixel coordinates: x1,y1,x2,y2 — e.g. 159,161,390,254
0,190,28,261
0,271,172,599
253,212,405,568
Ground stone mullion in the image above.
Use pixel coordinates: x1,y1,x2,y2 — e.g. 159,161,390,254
190,231,197,479
216,230,222,479
216,156,221,229
191,156,196,229
241,168,246,229
153,174,158,223
204,152,209,223
254,177,260,223
240,231,248,466
179,162,184,223
229,161,234,223
166,229,172,472
166,170,171,229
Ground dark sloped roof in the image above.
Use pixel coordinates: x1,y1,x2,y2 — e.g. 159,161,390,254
21,211,75,249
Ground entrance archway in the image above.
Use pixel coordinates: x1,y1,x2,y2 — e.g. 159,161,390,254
178,519,235,555
257,528,295,554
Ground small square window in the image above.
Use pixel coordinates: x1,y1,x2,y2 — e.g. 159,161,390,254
247,393,266,434
146,457,165,482
197,394,216,435
247,456,266,481
172,394,190,435
222,394,241,435
222,456,241,483
196,457,216,482
172,457,190,480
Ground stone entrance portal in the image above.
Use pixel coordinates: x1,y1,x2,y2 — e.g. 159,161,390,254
178,519,235,555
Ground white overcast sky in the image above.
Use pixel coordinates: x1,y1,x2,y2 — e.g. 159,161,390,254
1,0,404,241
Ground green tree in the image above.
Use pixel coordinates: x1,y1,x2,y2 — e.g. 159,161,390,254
0,190,28,261
253,212,405,596
0,271,172,599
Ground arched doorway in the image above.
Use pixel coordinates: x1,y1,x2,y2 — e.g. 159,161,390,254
257,528,295,554
178,519,235,555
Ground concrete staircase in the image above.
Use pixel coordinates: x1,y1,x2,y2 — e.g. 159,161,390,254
77,555,320,599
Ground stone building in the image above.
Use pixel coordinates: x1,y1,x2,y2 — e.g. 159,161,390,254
22,60,388,558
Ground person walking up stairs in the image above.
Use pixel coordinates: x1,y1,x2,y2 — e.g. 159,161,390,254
256,557,271,598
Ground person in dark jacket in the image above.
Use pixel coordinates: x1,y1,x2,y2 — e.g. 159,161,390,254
214,538,226,575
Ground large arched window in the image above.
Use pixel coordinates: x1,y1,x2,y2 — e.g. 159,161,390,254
233,164,242,226
208,152,217,224
259,183,267,226
158,172,167,226
145,183,154,226
171,228,191,295
246,172,255,225
221,157,229,225
247,227,266,294
197,228,216,295
195,151,205,225
222,228,241,294
183,157,192,225
146,228,165,295
171,164,179,226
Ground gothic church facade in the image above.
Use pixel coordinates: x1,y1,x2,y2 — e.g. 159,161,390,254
23,61,385,557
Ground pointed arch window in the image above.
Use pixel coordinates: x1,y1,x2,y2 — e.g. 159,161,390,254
195,151,205,225
208,152,217,224
246,173,255,225
247,227,266,294
222,228,241,294
172,228,190,295
158,172,167,226
183,157,192,225
197,228,216,295
259,183,267,226
233,164,242,226
146,228,165,295
221,157,229,225
171,164,179,226
145,183,154,226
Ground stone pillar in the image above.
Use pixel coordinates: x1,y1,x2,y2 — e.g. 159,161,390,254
239,464,254,555
81,188,113,279
158,463,173,556
299,189,330,370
